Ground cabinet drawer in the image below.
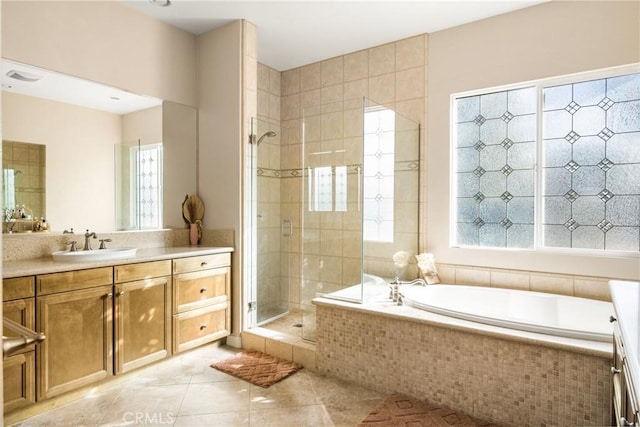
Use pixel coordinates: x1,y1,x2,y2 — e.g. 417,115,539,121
114,260,171,283
3,277,35,301
172,303,229,353
173,267,230,313
173,253,230,274
3,351,35,413
37,267,113,295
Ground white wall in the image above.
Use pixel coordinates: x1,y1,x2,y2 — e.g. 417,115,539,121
2,1,197,107
427,1,640,280
2,92,120,231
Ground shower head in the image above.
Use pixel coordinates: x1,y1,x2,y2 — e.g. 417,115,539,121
255,130,277,146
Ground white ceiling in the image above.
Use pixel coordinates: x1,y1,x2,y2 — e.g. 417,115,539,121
122,0,549,71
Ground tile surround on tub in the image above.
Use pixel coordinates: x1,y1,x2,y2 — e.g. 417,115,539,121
437,263,615,302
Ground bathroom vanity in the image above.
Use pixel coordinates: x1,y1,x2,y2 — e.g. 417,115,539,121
610,280,640,426
2,246,232,413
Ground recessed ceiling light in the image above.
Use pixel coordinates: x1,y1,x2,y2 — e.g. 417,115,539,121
6,70,42,82
148,0,171,6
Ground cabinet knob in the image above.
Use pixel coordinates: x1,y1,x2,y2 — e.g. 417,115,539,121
107,292,113,298
199,323,208,330
610,315,617,323
200,261,208,267
200,287,208,293
611,366,621,374
117,290,125,297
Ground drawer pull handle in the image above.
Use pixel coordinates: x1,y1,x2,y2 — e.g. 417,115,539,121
611,366,621,374
200,287,208,293
200,323,208,330
201,261,208,267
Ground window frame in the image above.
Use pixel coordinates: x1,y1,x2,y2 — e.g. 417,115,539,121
450,63,640,257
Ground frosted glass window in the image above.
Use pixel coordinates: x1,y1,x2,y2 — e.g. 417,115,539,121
453,69,640,252
363,107,395,242
542,73,640,251
312,166,333,211
136,144,162,229
454,87,536,248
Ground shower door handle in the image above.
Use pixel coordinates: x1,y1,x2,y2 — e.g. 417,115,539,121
281,219,293,237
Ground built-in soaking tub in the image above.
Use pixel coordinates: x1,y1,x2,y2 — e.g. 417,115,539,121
401,284,613,342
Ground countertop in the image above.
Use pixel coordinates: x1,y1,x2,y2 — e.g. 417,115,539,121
610,279,640,409
2,246,234,278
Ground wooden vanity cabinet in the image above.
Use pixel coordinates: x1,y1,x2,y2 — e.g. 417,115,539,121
36,268,113,401
3,276,36,413
172,253,231,353
113,260,172,374
612,318,640,426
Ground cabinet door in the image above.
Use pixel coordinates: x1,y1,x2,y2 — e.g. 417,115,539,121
3,352,35,413
172,303,229,353
36,285,113,400
115,276,171,374
3,298,36,354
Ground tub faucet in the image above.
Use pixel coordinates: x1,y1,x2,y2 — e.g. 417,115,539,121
83,229,97,250
389,278,428,305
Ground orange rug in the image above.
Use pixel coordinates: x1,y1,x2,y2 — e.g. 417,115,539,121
211,350,302,388
358,394,499,426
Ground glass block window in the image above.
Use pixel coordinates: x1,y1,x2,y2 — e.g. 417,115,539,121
453,68,640,252
454,87,537,248
363,107,395,242
136,144,162,229
542,73,640,251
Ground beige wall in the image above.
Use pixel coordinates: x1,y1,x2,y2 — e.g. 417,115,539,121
3,92,120,231
427,1,640,280
2,1,197,107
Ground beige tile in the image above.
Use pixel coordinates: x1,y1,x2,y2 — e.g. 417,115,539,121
321,84,343,105
257,90,270,119
281,68,300,96
242,331,266,352
250,404,333,426
243,21,257,59
320,111,344,140
344,78,369,101
436,264,456,284
293,345,316,371
179,381,250,415
265,338,294,361
369,72,396,105
368,43,395,76
343,107,363,138
490,270,530,290
395,98,424,127
320,256,343,284
269,67,281,95
574,277,612,301
344,49,368,82
321,56,343,87
301,88,321,109
395,35,425,71
395,66,424,101
174,412,250,426
530,273,574,296
301,62,322,91
455,267,490,286
258,63,270,91
281,93,300,121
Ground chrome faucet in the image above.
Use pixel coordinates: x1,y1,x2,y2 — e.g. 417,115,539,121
83,229,97,251
389,278,428,305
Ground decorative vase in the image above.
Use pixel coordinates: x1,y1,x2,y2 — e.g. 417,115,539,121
189,223,198,246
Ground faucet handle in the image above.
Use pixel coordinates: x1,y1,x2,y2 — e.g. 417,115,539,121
67,241,78,252
63,228,74,234
99,239,112,249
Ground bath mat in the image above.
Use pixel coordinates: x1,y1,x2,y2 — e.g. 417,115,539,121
211,350,302,388
358,394,499,426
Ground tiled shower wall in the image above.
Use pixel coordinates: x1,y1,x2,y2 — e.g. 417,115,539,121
256,63,286,318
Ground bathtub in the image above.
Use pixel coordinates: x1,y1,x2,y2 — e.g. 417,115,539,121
401,284,614,342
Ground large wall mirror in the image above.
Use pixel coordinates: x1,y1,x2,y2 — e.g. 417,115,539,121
1,58,197,233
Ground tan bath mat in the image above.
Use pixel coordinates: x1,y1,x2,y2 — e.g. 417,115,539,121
211,350,302,388
358,394,499,426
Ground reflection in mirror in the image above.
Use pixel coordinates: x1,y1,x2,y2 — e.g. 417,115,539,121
1,58,164,232
2,140,46,233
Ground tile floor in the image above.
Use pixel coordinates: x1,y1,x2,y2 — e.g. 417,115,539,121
8,342,384,427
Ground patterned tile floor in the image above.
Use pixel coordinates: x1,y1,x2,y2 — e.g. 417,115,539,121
8,342,384,427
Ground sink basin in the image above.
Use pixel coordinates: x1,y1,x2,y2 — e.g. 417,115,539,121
52,248,138,262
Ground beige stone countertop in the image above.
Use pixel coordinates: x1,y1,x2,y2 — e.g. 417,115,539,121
313,287,613,359
2,246,234,278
